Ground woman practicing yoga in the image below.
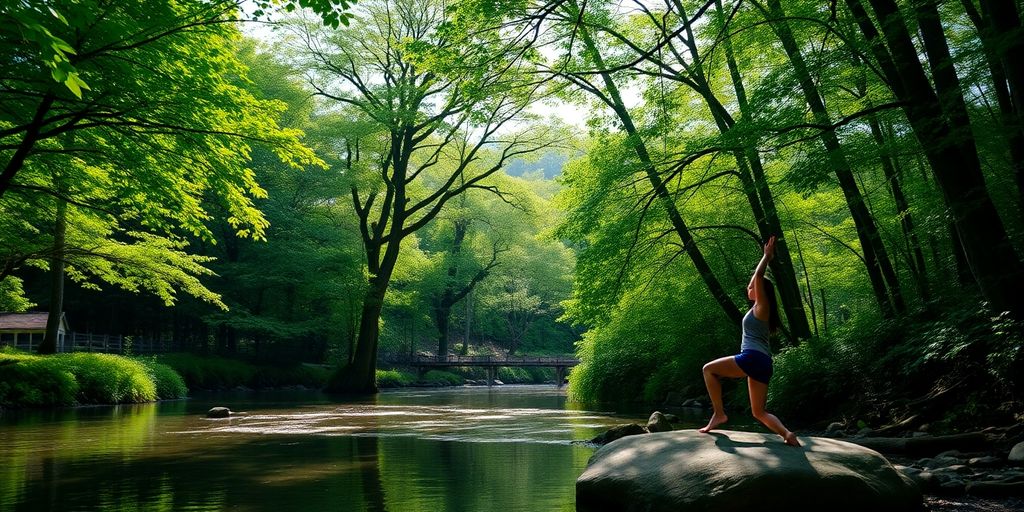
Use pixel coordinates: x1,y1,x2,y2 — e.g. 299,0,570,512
698,235,800,447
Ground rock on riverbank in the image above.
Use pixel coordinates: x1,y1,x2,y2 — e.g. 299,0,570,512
576,429,923,512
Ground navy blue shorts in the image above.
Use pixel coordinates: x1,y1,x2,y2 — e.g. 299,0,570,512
734,350,773,384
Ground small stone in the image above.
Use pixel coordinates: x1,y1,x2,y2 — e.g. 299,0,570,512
968,455,1004,468
918,423,930,433
827,422,845,433
206,407,231,418
663,413,679,423
681,398,705,409
937,478,966,495
492,379,504,385
926,455,963,469
930,464,971,475
1009,441,1024,465
965,480,1024,497
895,465,921,479
856,427,873,437
647,411,673,433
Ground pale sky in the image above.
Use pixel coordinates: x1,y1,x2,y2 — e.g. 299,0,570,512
236,1,644,129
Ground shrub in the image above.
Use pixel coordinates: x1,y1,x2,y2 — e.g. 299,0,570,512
54,353,157,404
497,367,531,383
138,358,188,399
0,358,78,407
421,370,464,386
376,369,415,388
250,364,330,388
155,353,255,390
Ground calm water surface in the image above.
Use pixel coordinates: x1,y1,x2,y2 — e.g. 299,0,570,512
0,385,710,511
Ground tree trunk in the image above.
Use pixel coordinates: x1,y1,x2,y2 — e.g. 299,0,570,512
868,112,930,302
39,199,66,354
434,302,452,358
853,0,1024,315
962,0,1024,218
766,0,904,317
331,275,389,394
716,0,812,339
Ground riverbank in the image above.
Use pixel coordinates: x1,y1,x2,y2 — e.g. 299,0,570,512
0,349,555,409
0,350,319,408
0,348,186,408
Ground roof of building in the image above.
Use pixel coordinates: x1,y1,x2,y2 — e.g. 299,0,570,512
0,312,68,331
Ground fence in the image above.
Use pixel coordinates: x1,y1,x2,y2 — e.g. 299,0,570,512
2,332,179,355
64,332,179,354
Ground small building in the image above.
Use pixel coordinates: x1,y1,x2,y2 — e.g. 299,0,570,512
0,312,69,352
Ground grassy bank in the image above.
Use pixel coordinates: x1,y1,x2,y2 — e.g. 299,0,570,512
0,348,186,408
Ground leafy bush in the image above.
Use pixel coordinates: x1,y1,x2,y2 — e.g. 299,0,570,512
421,370,464,386
497,367,531,383
376,369,415,388
138,358,188,399
54,353,157,404
250,364,330,388
156,353,332,390
0,358,79,407
155,353,256,389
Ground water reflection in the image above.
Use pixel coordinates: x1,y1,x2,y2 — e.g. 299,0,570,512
0,386,656,512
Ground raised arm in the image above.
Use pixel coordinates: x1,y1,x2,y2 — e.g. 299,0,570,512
749,235,775,320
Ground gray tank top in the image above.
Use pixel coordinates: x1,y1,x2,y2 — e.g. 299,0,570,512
740,309,772,356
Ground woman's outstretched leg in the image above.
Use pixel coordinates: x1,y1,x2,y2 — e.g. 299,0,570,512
748,378,800,446
699,356,746,433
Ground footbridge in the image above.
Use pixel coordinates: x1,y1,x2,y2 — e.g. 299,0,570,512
386,354,579,387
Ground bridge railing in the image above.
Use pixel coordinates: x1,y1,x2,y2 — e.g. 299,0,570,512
388,354,579,366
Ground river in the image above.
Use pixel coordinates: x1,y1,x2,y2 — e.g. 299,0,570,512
0,385,712,511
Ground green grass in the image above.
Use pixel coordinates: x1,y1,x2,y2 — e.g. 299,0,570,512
376,369,415,388
0,348,186,407
54,353,157,404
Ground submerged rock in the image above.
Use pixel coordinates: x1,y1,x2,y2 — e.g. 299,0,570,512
590,423,646,445
576,429,923,512
206,407,231,418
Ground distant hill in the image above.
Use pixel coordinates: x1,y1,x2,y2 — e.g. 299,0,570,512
503,151,569,179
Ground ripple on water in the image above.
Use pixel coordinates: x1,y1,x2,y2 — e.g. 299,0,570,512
169,401,627,445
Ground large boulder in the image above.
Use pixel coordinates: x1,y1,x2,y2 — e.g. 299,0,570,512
576,429,923,512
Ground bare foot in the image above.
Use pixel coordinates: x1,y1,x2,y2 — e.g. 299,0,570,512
698,413,728,433
784,431,801,447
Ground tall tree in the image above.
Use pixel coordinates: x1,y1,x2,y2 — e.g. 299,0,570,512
295,0,550,393
846,0,1024,316
755,0,904,316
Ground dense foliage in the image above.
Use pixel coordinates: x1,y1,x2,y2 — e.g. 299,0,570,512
4,0,1023,431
